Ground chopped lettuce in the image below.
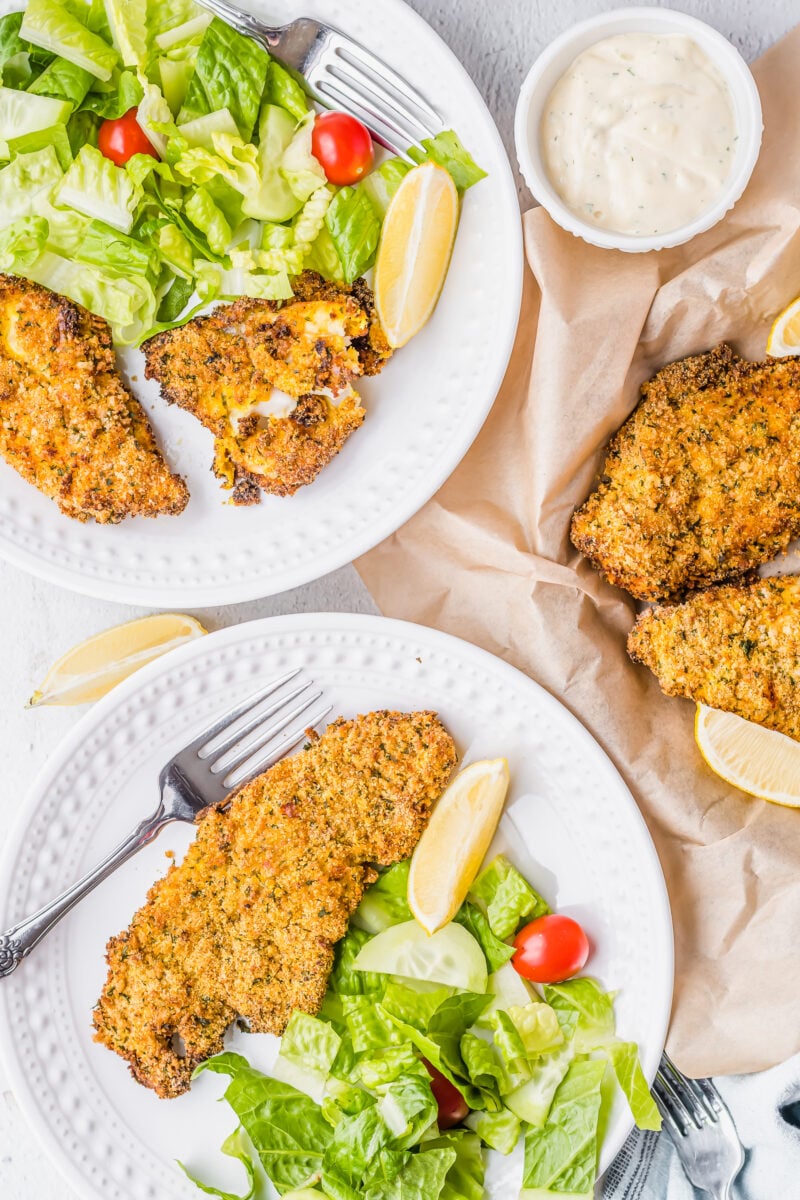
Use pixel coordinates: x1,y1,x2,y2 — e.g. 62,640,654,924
0,87,70,156
57,142,141,231
133,79,171,155
464,1107,521,1156
0,146,64,221
75,217,158,276
279,110,326,202
271,1012,341,1103
428,1131,484,1200
244,102,302,222
184,186,231,255
604,1042,661,1131
325,184,381,283
21,0,119,80
353,862,413,935
361,158,411,218
180,1126,258,1200
503,1042,575,1126
158,54,194,113
454,902,515,973
26,248,155,342
8,122,72,169
0,215,50,270
264,58,309,121
177,106,239,151
155,11,211,52
543,979,616,1053
81,67,142,117
408,129,486,191
29,55,94,105
103,0,147,68
469,855,550,941
178,16,270,141
522,1059,607,1197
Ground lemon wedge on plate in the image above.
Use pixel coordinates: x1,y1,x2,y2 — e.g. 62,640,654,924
374,161,459,349
767,296,800,357
694,704,800,807
408,757,510,934
28,613,207,707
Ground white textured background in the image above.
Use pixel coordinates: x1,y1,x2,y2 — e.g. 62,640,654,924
1,1,798,1196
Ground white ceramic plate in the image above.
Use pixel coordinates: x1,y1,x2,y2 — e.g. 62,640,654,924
0,613,673,1200
0,0,522,607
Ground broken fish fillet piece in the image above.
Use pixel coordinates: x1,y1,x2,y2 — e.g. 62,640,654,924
142,271,392,503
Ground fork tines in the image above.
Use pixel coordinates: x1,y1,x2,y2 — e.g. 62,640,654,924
654,1053,722,1136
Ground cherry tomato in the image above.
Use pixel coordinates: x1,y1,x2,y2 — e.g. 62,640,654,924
512,914,590,984
98,108,159,167
311,111,374,185
422,1058,469,1130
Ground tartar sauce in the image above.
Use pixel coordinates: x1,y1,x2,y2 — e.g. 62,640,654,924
540,33,737,236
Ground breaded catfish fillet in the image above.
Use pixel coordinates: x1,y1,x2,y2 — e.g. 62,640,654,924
142,271,392,502
628,576,800,740
571,344,800,601
93,710,456,1098
0,275,188,522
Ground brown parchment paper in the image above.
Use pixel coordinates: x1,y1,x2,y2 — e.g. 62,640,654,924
357,26,800,1078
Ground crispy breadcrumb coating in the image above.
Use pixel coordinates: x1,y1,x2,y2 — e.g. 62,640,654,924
93,710,456,1098
142,271,392,502
571,344,800,601
628,575,800,740
0,274,188,522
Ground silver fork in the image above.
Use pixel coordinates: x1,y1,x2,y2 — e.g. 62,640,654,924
0,669,332,979
194,0,443,155
653,1053,745,1199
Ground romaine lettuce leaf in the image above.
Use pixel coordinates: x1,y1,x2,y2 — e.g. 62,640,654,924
464,1107,521,1155
56,142,141,231
279,110,326,202
363,1147,456,1200
8,123,72,170
173,130,260,198
154,11,211,52
244,102,302,222
178,17,270,141
177,106,238,150
603,1042,661,1131
304,223,343,281
0,215,49,270
158,54,194,113
356,1043,427,1091
24,248,155,342
194,1053,333,1194
543,979,616,1053
21,0,119,81
427,1131,484,1200
133,79,171,155
352,862,412,935
459,1032,504,1092
503,1042,574,1126
66,106,98,152
76,217,157,276
522,1059,606,1197
271,1011,341,1103
0,87,70,157
103,0,146,68
80,66,141,117
454,901,515,973
0,146,64,221
408,129,486,191
361,158,411,219
29,55,94,105
377,1073,437,1145
156,271,192,321
179,1125,258,1200
469,856,550,941
325,182,381,283
264,59,309,121
0,11,49,85
342,994,405,1055
184,186,231,255
330,926,385,997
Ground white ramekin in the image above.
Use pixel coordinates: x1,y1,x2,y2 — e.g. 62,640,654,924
514,6,763,253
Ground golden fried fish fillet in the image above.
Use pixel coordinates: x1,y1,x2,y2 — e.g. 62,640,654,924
93,710,456,1098
571,344,800,601
628,575,800,740
0,274,188,522
142,272,392,503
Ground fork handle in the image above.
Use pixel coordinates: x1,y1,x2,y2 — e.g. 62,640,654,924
0,808,171,979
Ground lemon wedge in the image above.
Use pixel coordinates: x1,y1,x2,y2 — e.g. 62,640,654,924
408,757,510,934
767,296,800,357
374,161,459,349
694,704,800,807
28,613,207,707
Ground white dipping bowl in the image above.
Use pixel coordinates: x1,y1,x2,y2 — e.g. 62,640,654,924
514,6,763,253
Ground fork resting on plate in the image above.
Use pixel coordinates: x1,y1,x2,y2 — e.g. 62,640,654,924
0,670,330,978
194,0,443,155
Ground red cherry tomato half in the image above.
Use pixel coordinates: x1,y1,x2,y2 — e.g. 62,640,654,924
512,914,590,984
422,1058,469,1130
311,111,374,186
98,108,159,167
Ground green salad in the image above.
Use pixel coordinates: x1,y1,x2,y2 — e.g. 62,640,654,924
185,855,660,1200
0,0,485,344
